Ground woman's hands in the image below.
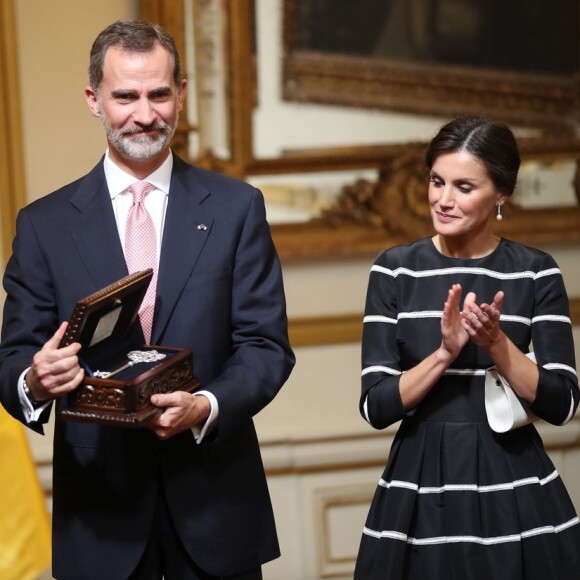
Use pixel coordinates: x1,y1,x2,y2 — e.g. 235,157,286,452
440,285,505,356
460,290,504,349
439,284,470,362
400,285,511,410
459,289,538,402
439,286,506,361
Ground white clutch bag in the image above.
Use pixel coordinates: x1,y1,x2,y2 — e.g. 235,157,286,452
484,352,538,433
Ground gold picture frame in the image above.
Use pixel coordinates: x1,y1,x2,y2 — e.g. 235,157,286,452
140,0,580,262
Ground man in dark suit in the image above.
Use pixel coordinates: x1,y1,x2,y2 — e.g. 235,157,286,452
0,20,295,580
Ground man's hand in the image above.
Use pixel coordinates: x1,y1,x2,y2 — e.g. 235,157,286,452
27,321,84,401
147,391,211,440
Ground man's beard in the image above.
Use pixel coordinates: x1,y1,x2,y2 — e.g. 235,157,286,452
99,110,177,161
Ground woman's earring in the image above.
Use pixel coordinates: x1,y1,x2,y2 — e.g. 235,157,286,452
496,201,504,221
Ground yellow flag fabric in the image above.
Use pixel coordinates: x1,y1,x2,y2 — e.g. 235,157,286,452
0,407,51,580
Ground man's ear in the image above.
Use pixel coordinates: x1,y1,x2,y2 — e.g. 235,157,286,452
85,86,101,117
177,79,187,112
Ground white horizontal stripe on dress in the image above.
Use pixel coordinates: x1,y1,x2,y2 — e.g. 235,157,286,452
378,469,559,494
532,314,571,325
362,361,574,378
544,363,577,377
363,516,580,545
561,391,576,425
443,368,486,376
361,367,486,377
364,312,571,328
370,265,561,281
535,267,562,279
502,314,532,325
362,366,402,377
363,398,370,423
363,315,397,324
398,311,443,319
362,363,574,380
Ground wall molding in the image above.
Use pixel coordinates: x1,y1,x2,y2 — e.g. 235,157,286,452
289,313,362,347
259,415,580,476
34,415,580,506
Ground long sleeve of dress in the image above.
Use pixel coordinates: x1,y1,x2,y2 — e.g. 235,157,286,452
360,250,406,429
527,252,578,425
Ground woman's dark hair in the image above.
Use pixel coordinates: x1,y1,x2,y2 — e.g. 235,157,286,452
425,116,521,196
89,20,181,91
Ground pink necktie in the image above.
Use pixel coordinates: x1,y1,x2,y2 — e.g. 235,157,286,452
125,181,157,344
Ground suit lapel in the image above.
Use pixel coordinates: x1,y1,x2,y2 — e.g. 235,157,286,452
68,161,129,290
152,157,213,343
66,157,214,345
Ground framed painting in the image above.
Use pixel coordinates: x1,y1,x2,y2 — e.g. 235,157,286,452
283,0,580,133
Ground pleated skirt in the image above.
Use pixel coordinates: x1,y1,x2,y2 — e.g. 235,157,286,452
354,419,580,580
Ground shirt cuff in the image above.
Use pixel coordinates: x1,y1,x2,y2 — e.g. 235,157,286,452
191,390,219,443
18,368,50,423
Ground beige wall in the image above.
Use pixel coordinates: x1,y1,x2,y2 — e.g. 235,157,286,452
15,0,137,202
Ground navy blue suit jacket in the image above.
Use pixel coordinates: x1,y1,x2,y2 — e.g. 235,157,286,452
0,154,295,579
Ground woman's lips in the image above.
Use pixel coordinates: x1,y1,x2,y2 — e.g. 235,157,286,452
435,211,459,223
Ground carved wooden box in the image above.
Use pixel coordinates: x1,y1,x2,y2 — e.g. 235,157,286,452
58,270,199,427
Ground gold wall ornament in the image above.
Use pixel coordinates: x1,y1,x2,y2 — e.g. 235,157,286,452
317,154,433,240
370,155,432,238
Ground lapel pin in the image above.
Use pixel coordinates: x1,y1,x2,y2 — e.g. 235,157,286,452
196,223,208,231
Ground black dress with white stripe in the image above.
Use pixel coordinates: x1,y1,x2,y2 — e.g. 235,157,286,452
355,238,580,580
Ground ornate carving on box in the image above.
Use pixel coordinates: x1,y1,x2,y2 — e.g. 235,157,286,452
58,271,200,427
60,351,200,428
68,356,193,413
71,385,125,411
136,358,194,406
